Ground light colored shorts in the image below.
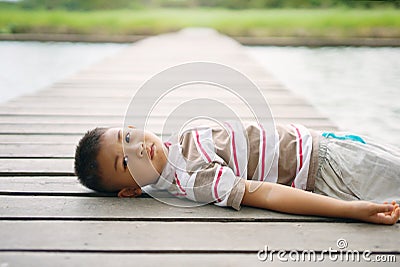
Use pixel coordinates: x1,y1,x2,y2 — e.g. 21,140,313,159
314,133,400,204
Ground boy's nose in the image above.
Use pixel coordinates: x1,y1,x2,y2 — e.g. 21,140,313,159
135,142,144,158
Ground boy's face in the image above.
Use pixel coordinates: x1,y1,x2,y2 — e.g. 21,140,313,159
97,127,168,193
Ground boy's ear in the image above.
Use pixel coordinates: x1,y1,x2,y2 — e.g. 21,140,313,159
128,125,136,129
118,187,142,198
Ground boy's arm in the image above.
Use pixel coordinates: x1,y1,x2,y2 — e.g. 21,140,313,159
241,180,399,225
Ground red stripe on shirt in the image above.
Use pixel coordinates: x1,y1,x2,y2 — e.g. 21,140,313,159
259,124,266,181
214,166,223,202
195,129,212,162
291,124,303,172
174,172,187,196
224,122,240,176
164,142,172,148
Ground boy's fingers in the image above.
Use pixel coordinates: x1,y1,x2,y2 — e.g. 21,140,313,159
385,204,398,215
392,208,400,223
394,206,400,216
383,204,394,211
391,205,400,215
376,204,393,215
379,210,399,225
374,204,399,225
383,201,397,206
383,202,392,215
376,214,393,225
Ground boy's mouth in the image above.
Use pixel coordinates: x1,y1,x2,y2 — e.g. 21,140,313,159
149,144,155,160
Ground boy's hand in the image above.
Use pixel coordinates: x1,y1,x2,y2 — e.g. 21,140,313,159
351,201,400,225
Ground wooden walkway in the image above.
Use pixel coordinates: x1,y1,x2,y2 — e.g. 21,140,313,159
0,28,398,266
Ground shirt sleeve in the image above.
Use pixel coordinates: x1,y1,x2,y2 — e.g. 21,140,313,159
176,162,246,211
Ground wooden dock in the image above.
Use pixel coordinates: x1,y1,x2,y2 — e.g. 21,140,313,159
0,28,398,266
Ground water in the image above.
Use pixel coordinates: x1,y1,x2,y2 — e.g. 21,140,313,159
0,41,128,103
246,46,400,146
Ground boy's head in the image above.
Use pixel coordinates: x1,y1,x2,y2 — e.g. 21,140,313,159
74,126,168,197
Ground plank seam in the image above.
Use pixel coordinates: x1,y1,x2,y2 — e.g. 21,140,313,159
0,173,74,176
0,249,398,255
0,217,347,223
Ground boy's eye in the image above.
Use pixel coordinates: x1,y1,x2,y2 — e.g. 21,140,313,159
123,156,128,169
125,132,130,143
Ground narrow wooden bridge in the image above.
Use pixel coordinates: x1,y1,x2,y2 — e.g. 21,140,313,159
0,28,398,266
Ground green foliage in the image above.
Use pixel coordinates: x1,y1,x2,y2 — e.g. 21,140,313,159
14,0,400,10
0,8,399,37
18,0,143,10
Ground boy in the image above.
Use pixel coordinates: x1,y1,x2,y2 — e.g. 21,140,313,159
74,121,400,225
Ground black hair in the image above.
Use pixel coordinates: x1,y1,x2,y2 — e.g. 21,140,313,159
74,127,109,192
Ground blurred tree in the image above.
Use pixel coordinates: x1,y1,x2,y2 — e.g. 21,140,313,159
19,0,141,10
18,0,400,9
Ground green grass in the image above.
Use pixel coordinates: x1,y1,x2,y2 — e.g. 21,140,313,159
1,8,400,38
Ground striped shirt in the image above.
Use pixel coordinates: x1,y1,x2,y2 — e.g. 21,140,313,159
151,121,320,210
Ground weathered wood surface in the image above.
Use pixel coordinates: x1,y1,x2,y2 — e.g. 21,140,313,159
1,221,398,252
0,106,327,118
0,159,73,175
1,28,397,266
0,253,379,267
0,134,81,144
1,195,338,222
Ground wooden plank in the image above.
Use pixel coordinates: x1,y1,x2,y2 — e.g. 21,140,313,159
18,87,291,98
0,115,262,125
0,159,73,175
0,117,335,128
42,75,284,84
5,180,394,224
0,111,327,120
5,87,292,98
45,81,139,88
67,64,279,74
0,115,127,124
0,105,324,117
55,75,286,83
0,89,308,107
0,134,81,144
42,80,286,89
0,107,326,120
0,177,91,194
0,176,170,197
0,195,334,222
0,116,329,127
32,78,286,89
0,144,74,158
0,221,398,252
0,252,376,266
78,62,278,71
68,68,282,77
5,95,309,107
0,180,375,224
